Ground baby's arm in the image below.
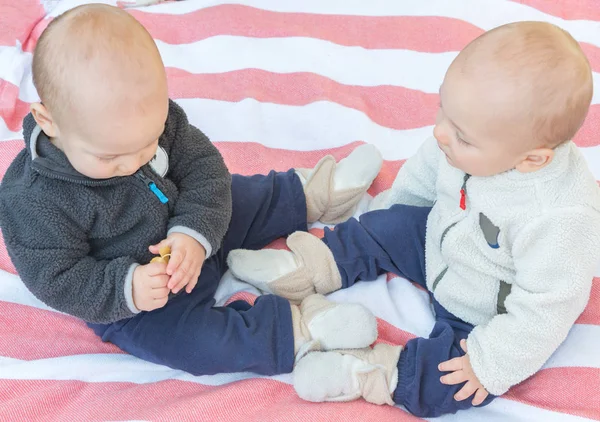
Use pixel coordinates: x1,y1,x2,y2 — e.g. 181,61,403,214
466,209,600,396
160,100,232,259
0,194,141,324
370,137,441,211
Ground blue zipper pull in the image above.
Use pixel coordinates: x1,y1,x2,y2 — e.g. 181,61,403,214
135,171,169,204
149,182,168,204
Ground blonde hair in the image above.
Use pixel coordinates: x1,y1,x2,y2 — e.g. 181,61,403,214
458,21,593,147
32,4,160,125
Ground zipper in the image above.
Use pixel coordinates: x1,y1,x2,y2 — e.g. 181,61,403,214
32,163,119,186
459,174,471,210
135,170,169,204
433,173,471,291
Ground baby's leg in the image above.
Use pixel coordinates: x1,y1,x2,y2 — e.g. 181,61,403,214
218,143,382,262
88,270,377,376
228,204,431,301
293,304,496,417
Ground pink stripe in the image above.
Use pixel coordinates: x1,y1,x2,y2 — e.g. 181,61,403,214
216,141,401,197
0,139,24,181
132,5,482,52
577,277,599,325
0,0,45,47
21,16,50,53
0,81,30,133
18,11,600,76
0,231,16,274
167,68,439,131
575,104,600,147
0,139,24,274
506,367,600,420
3,69,600,143
0,378,423,422
510,0,600,21
0,301,122,360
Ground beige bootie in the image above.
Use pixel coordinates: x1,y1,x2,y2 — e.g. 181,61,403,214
290,294,378,357
294,343,402,406
296,144,382,225
227,231,341,303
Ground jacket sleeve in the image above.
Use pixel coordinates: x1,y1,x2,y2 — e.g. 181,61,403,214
466,209,600,395
369,137,441,211
0,193,139,324
162,100,232,257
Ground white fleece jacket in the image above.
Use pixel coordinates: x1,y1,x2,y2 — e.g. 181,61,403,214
371,137,600,395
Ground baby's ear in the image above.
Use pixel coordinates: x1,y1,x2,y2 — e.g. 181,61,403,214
30,103,59,138
515,148,554,173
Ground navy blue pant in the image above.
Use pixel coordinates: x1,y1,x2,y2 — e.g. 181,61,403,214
323,205,496,417
88,170,306,376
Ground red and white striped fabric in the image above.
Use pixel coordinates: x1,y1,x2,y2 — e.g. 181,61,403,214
0,1,599,420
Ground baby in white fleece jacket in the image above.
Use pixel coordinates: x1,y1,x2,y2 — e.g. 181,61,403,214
226,21,600,417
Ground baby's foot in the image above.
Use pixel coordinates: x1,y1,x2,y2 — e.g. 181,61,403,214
291,294,378,357
227,231,341,303
294,344,402,406
296,144,382,224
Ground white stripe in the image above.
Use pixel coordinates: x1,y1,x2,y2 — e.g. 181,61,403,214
179,98,600,176
141,0,600,48
542,324,600,370
0,353,292,386
0,46,30,88
46,0,119,16
0,120,23,143
0,271,61,313
580,146,600,182
157,36,600,104
176,98,433,160
157,37,453,94
3,38,600,105
431,396,596,422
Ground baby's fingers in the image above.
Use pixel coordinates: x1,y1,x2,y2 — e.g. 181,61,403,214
149,239,170,255
151,287,170,300
454,381,478,401
438,356,464,372
171,274,191,294
169,261,191,291
185,269,201,293
472,387,489,406
166,249,185,277
440,370,468,385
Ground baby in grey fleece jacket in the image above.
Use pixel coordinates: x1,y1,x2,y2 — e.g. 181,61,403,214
0,4,387,374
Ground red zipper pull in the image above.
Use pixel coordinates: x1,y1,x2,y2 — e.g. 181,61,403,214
460,188,466,210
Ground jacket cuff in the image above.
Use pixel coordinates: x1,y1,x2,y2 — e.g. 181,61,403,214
168,226,212,258
466,333,510,396
124,263,141,314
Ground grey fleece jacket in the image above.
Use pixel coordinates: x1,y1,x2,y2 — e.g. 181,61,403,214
0,100,232,324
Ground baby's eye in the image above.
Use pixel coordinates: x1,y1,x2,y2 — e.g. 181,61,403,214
456,134,470,146
98,156,117,162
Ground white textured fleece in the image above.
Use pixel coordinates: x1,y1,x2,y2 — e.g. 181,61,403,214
371,137,600,395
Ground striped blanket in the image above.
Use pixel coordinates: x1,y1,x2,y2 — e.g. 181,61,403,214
0,1,598,421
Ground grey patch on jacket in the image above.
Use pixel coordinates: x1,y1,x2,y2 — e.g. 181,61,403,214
479,213,500,249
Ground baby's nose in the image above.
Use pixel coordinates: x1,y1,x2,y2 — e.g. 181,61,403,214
433,125,449,145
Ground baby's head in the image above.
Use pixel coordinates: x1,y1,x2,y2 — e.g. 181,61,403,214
435,21,592,177
31,4,168,179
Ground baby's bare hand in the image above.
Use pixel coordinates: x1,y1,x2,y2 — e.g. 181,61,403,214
150,233,206,294
438,339,489,406
132,262,170,311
